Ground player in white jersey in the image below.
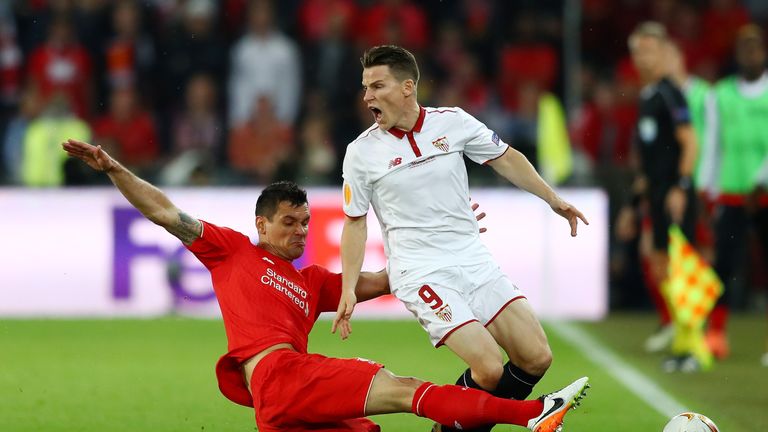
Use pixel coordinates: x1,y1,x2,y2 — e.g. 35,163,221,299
332,46,588,432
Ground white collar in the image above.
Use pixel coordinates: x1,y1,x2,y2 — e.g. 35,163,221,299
737,71,768,98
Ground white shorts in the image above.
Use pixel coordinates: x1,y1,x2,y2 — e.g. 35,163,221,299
391,261,525,347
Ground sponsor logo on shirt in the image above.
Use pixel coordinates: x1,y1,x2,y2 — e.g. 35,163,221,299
492,132,500,146
261,267,310,317
432,136,449,152
408,155,436,169
388,157,403,169
262,257,274,265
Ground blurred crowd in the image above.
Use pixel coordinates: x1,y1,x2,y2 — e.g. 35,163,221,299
2,0,768,315
0,0,570,187
1,0,764,186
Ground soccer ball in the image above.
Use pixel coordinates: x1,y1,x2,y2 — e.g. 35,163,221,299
662,412,720,432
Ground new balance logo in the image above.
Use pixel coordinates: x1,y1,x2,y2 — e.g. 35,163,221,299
388,157,403,169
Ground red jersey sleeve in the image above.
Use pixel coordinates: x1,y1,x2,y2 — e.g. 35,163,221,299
185,221,250,268
303,265,342,313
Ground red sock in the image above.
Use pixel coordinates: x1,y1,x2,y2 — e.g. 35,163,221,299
411,382,543,429
641,257,671,325
708,305,729,332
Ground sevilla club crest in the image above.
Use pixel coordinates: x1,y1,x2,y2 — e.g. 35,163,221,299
432,136,449,152
435,304,453,322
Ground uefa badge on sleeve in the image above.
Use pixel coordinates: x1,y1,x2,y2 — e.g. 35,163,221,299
343,183,352,206
432,136,449,152
491,132,500,146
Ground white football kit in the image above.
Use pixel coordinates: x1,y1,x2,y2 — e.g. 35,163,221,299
342,107,524,346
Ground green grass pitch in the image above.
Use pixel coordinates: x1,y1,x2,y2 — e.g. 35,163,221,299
0,314,765,431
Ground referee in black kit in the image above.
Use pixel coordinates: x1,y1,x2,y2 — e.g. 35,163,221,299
626,21,699,363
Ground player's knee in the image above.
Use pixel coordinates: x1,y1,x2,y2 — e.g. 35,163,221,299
536,345,554,372
520,344,553,375
472,360,504,390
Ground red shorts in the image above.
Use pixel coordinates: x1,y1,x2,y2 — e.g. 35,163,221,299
250,350,384,432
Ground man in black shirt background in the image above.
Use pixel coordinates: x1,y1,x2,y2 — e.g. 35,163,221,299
625,21,699,367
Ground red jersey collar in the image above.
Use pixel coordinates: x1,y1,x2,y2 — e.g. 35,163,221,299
256,243,293,265
387,106,426,139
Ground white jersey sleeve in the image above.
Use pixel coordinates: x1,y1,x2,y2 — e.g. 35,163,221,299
342,143,372,217
457,108,509,165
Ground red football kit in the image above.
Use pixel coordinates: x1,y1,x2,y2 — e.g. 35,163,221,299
185,221,548,431
185,221,383,431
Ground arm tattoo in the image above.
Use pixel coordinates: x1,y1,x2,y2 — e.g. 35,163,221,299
168,211,202,245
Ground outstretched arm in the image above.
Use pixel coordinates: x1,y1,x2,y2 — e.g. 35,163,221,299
332,214,367,339
62,139,201,245
488,147,588,236
355,270,389,302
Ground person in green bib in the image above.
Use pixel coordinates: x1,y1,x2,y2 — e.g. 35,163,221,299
699,24,768,361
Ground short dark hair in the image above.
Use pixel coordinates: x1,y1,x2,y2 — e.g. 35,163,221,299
736,23,764,44
255,181,308,219
361,45,420,83
628,21,668,49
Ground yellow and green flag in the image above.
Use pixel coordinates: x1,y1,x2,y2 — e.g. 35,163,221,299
666,225,723,328
664,225,724,369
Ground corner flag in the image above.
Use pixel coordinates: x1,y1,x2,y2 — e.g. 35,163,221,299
666,225,723,329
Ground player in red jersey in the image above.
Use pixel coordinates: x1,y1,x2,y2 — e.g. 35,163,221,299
62,138,588,432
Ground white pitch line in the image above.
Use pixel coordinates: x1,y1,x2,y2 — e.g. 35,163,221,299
548,321,688,418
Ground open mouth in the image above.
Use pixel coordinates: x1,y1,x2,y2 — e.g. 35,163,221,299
370,107,383,123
